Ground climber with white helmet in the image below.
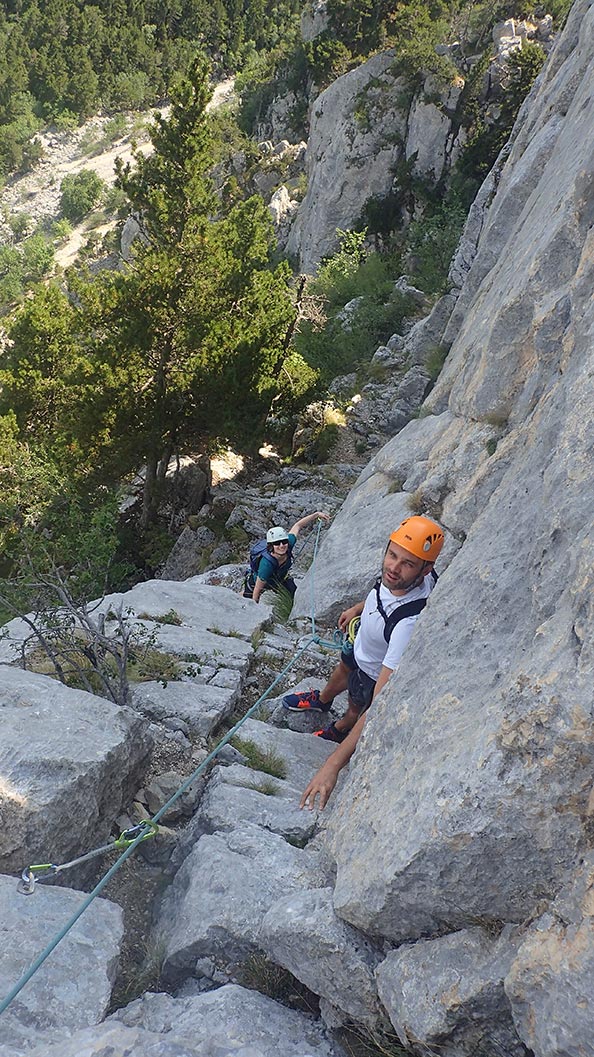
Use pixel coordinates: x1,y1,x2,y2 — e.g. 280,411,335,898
244,511,330,603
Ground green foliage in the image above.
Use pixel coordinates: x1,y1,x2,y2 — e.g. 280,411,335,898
22,232,54,281
3,60,295,537
405,191,468,294
292,232,413,386
302,32,353,87
60,169,105,222
230,737,288,778
457,42,546,187
51,218,73,241
270,582,295,622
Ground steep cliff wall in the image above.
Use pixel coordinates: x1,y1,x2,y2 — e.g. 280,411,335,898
295,0,593,965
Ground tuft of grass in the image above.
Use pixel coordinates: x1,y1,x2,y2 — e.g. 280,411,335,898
485,438,498,457
252,778,281,796
387,478,404,495
138,609,183,625
208,625,243,639
236,954,318,1014
406,488,426,514
230,737,288,779
425,343,450,381
271,583,295,624
339,1025,409,1057
251,627,265,650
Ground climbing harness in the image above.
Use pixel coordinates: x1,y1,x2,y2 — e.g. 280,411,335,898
0,517,336,1018
17,822,158,895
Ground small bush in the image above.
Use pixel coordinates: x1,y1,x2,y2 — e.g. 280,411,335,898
60,169,105,222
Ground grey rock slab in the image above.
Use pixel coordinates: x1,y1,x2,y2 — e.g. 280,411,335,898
287,52,408,270
112,985,345,1056
0,667,152,875
99,579,269,640
235,718,337,790
376,926,525,1056
260,887,381,1023
196,764,318,843
133,621,253,672
131,680,237,738
0,874,123,1052
25,1023,200,1056
157,822,332,984
505,851,594,1057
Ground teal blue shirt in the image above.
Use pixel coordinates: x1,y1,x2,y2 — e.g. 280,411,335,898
257,533,296,584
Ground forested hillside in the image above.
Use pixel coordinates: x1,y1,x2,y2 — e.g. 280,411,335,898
0,0,570,624
0,0,300,175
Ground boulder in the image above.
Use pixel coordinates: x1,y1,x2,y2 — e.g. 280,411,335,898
0,667,152,876
111,985,345,1056
157,822,332,985
0,874,123,1053
195,762,320,843
131,678,239,738
505,851,594,1057
260,887,381,1023
376,926,526,1056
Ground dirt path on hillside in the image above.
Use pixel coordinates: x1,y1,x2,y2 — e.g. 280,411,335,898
1,78,236,269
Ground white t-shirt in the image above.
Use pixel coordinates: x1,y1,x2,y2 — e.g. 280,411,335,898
353,573,435,681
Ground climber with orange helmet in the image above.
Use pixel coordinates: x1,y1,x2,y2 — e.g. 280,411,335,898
286,515,445,810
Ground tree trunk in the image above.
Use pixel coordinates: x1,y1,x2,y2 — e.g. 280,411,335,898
141,450,158,530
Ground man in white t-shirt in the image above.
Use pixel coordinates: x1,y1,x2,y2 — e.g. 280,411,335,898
282,516,445,810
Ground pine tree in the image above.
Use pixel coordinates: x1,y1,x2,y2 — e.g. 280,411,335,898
72,55,294,526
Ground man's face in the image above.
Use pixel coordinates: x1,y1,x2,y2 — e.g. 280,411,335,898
271,539,289,558
382,540,427,593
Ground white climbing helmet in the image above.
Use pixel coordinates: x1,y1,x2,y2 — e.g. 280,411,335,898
267,526,289,544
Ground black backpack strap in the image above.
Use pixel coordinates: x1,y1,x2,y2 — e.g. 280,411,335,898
374,575,435,644
382,597,428,643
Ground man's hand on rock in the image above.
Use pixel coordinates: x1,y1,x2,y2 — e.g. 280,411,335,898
300,761,339,811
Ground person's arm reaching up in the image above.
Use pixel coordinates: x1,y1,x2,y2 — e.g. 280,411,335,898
299,664,394,810
289,511,330,536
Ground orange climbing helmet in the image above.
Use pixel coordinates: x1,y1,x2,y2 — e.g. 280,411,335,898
390,516,444,562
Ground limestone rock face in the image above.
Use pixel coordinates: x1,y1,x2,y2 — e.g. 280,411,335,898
505,852,594,1057
376,926,526,1056
260,887,381,1024
287,52,408,271
294,0,594,952
20,986,346,1057
158,822,332,984
0,875,123,1053
0,667,152,875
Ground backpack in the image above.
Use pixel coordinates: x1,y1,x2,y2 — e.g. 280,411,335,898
249,538,275,579
374,569,438,644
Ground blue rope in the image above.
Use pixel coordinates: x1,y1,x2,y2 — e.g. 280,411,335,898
0,635,316,1018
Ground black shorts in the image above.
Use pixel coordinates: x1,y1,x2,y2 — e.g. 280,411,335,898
340,648,376,711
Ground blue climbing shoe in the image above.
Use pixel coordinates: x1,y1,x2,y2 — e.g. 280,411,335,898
282,688,332,712
314,722,347,743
